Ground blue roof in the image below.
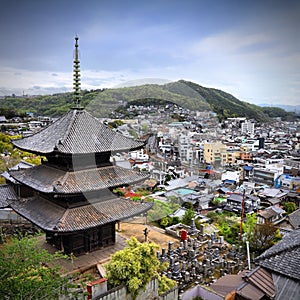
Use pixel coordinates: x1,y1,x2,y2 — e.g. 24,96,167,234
244,166,253,171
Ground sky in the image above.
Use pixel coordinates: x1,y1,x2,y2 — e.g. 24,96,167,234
0,0,299,106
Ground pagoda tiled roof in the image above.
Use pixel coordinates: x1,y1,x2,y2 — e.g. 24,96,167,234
10,196,153,232
9,164,149,194
13,109,145,154
0,184,17,208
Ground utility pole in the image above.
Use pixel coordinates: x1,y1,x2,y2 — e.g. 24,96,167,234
240,189,245,241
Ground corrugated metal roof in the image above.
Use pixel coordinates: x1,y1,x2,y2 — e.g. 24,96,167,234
10,196,153,232
9,164,149,193
13,109,145,154
0,184,17,208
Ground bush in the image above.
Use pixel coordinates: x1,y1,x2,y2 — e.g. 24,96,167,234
282,202,297,214
106,237,176,299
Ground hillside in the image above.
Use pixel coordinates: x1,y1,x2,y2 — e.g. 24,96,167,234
177,80,270,122
1,80,296,122
83,83,211,117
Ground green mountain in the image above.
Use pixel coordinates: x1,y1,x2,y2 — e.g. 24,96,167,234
1,80,296,122
175,80,270,122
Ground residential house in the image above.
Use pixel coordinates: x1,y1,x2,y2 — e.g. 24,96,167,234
224,193,260,214
254,229,300,299
0,116,7,123
258,188,288,207
285,209,300,230
253,166,283,187
257,206,286,225
221,170,241,185
208,267,275,300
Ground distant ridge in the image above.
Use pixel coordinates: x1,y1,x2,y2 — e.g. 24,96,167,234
174,80,270,122
1,80,297,122
259,103,300,113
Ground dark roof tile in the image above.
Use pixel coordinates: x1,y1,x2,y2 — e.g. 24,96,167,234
288,209,300,229
13,109,145,154
255,229,300,280
10,196,153,232
9,165,149,193
0,184,17,208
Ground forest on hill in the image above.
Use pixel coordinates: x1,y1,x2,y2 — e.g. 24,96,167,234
0,80,298,122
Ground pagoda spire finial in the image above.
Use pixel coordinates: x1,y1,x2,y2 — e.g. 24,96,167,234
73,35,82,109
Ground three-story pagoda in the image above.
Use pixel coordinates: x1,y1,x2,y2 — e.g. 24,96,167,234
5,37,153,255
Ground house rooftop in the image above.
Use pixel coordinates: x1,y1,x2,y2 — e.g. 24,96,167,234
287,209,300,230
254,229,300,281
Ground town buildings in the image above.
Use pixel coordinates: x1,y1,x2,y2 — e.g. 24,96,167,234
0,36,299,300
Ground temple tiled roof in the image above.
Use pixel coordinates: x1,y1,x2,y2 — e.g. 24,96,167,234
10,196,153,232
255,229,300,280
0,184,17,208
9,164,149,194
13,109,145,154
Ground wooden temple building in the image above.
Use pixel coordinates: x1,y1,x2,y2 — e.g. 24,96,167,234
1,37,153,255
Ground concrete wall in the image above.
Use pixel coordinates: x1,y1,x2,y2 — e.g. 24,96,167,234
160,286,179,300
180,285,223,300
93,277,178,300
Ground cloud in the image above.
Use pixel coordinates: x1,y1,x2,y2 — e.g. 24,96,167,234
191,31,273,57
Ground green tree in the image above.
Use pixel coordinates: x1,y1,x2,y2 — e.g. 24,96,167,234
157,274,177,295
244,213,257,240
141,124,149,133
106,237,176,299
224,222,241,244
249,222,281,254
0,235,73,300
282,202,297,214
170,216,180,225
160,217,169,228
182,209,195,226
183,201,193,210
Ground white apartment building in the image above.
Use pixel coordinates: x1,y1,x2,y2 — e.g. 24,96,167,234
241,121,255,135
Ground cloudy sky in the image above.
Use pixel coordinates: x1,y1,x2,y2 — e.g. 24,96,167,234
0,0,299,106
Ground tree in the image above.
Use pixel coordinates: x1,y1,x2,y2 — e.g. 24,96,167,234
0,235,73,300
244,213,257,241
182,209,195,226
105,237,176,299
249,222,281,254
160,217,169,228
282,202,297,214
183,201,193,210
